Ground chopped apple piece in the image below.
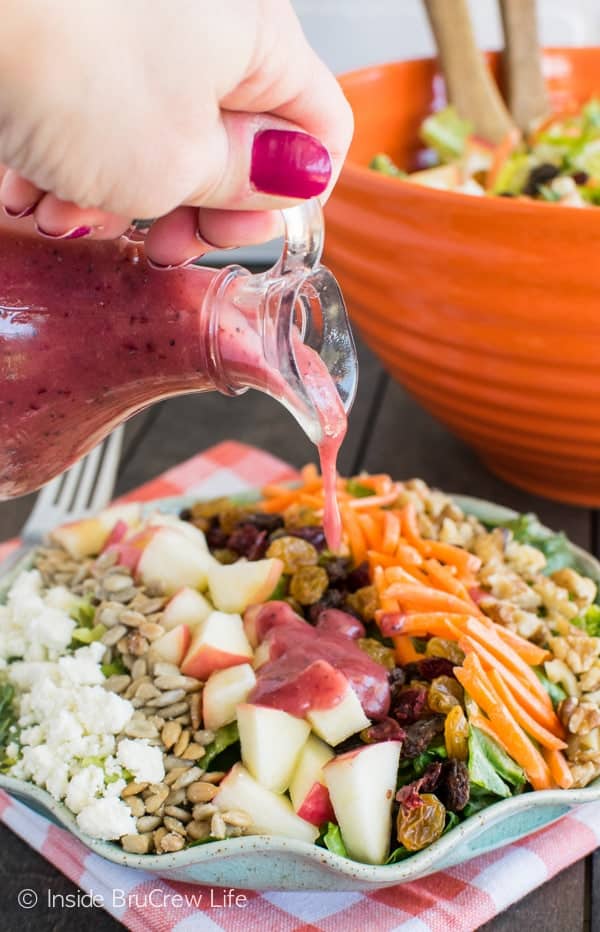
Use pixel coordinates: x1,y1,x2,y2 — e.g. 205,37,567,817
98,503,142,533
289,735,335,826
51,503,142,559
51,517,108,559
237,703,310,793
180,610,253,680
202,663,256,731
307,682,370,746
404,163,461,190
149,624,191,666
213,763,318,843
323,741,402,864
137,527,215,594
145,511,209,549
162,587,212,631
207,558,283,614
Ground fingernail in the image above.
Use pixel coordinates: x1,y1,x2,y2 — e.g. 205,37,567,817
250,129,332,198
3,203,36,219
147,257,198,271
195,230,235,251
36,224,92,240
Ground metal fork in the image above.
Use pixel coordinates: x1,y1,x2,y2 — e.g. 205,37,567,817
2,425,125,572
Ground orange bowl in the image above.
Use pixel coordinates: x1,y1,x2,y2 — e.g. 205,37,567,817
325,48,600,505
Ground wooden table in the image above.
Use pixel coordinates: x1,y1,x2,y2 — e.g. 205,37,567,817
0,335,596,932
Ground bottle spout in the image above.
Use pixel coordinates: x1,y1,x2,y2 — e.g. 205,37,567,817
246,200,358,445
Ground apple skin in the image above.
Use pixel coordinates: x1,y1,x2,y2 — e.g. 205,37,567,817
149,623,191,666
180,610,253,681
51,503,142,559
296,782,336,826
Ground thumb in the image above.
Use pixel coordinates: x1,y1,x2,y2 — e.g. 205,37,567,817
185,111,333,212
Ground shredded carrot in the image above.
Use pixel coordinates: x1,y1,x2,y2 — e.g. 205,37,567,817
381,585,480,617
346,492,400,510
378,612,466,640
424,541,481,578
368,550,402,571
358,514,381,550
423,559,474,602
485,126,522,191
460,617,555,713
489,669,567,751
456,656,552,790
381,511,401,554
494,626,550,666
543,748,574,789
394,543,423,567
300,463,319,483
399,502,423,549
459,634,562,735
340,505,367,566
393,635,425,664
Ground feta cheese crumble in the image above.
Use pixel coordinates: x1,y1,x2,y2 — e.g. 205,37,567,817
0,570,168,840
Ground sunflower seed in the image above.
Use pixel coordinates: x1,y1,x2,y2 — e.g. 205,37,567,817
122,833,153,854
171,766,204,791
173,730,190,758
164,804,191,821
121,610,146,629
193,729,215,746
222,810,251,828
191,802,218,821
137,815,162,832
153,675,200,692
130,658,148,679
153,662,180,678
158,831,185,853
161,721,181,750
103,674,131,694
103,574,134,593
163,815,186,836
121,781,148,798
158,701,189,719
101,624,127,646
146,689,186,708
210,812,227,840
186,781,218,803
125,796,145,817
187,820,211,841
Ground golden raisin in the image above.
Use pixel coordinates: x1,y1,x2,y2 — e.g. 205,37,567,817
425,637,465,665
428,676,464,714
289,565,329,605
444,704,469,760
283,504,321,528
190,497,232,520
396,793,446,851
267,536,319,574
357,638,396,669
345,585,378,622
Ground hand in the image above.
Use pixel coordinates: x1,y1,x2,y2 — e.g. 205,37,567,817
0,0,352,265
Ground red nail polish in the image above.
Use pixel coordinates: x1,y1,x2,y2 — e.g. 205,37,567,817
3,204,36,219
36,224,92,240
250,130,332,198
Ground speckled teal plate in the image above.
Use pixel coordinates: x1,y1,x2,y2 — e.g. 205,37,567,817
0,493,598,891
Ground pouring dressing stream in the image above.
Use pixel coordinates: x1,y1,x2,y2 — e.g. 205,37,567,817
0,200,356,549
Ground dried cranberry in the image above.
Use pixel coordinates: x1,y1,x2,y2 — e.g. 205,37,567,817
392,687,428,725
323,556,352,585
206,520,229,550
396,762,443,809
288,526,327,550
439,759,470,812
227,524,268,560
572,170,589,186
346,562,370,592
179,507,192,521
362,718,406,744
307,588,344,623
417,657,456,681
242,513,284,533
401,716,444,759
334,735,365,755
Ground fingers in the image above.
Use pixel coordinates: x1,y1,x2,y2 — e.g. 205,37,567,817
143,206,282,268
0,169,41,217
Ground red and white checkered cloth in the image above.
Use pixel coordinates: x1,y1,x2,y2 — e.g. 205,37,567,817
1,441,599,931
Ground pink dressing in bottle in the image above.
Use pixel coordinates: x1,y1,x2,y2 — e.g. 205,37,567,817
0,201,356,548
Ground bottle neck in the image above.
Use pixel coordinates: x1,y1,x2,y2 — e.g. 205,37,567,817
206,263,355,447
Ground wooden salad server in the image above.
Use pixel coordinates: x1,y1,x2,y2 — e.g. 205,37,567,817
499,0,550,133
423,0,515,143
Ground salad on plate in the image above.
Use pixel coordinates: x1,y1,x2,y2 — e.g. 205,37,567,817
0,468,599,866
371,99,600,207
